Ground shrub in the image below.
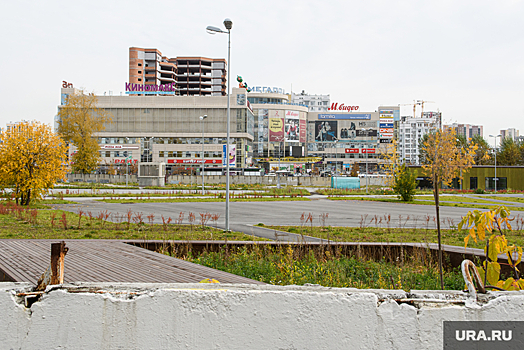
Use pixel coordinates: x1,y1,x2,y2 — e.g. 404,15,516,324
474,188,485,194
392,164,417,201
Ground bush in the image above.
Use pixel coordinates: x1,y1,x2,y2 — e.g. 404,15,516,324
392,164,417,201
474,188,485,194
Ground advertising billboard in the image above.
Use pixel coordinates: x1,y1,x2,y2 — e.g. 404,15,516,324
269,110,284,142
315,120,338,141
222,144,236,167
319,114,371,120
285,110,300,142
356,129,378,137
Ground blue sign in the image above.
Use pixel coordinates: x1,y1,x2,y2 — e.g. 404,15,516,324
379,123,394,128
318,114,371,120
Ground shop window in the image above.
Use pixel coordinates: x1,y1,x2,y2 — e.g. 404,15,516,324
159,151,165,157
485,177,507,191
105,151,110,157
470,177,478,190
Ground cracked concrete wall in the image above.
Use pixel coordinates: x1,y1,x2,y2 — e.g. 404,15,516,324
2,282,524,350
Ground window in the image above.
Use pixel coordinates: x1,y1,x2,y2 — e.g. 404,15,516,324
138,78,142,82
485,177,507,191
138,63,142,67
138,71,142,74
159,151,165,157
105,151,110,157
470,177,478,190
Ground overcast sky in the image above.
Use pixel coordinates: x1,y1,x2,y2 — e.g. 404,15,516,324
1,0,523,144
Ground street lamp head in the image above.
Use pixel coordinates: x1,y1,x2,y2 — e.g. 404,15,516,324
223,18,233,30
200,115,208,121
206,25,225,34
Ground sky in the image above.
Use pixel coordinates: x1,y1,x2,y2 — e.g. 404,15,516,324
1,0,523,144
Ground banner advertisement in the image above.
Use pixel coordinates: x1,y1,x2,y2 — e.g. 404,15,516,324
299,112,307,143
356,129,378,137
319,114,371,120
315,120,338,142
269,110,285,142
222,144,236,167
357,121,377,128
258,109,267,154
167,159,222,164
285,110,300,142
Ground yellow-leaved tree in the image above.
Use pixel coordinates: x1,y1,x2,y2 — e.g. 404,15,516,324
57,91,112,177
420,128,477,289
0,121,67,205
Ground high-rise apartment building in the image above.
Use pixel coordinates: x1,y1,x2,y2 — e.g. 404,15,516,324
397,112,441,165
129,47,227,96
447,123,483,139
290,90,330,112
500,128,519,140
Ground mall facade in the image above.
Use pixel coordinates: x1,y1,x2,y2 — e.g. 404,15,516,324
58,86,399,175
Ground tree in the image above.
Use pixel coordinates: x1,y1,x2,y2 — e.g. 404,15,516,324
349,163,359,177
57,91,112,176
470,135,492,165
497,137,520,166
0,121,67,205
420,128,477,289
392,164,417,201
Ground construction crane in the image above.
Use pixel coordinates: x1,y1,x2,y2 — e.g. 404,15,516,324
416,100,435,118
399,100,435,118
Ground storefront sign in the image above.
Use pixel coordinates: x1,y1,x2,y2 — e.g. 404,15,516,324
379,123,394,128
380,128,394,133
248,86,285,94
361,149,376,154
328,103,359,111
125,82,176,95
381,132,394,138
345,149,359,153
167,159,222,164
113,159,138,164
100,145,140,150
319,114,371,120
379,139,393,143
344,149,376,154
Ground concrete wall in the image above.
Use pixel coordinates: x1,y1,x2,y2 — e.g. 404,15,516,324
2,282,524,349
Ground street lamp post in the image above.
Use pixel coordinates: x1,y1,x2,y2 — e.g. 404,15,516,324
125,137,130,186
489,134,502,193
200,115,207,195
334,140,338,188
207,18,233,231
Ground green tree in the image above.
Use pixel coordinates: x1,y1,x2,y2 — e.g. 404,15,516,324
392,164,417,201
0,121,67,205
470,135,492,165
57,91,112,176
497,137,520,165
421,128,477,289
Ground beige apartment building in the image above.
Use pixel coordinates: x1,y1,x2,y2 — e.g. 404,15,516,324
128,47,227,96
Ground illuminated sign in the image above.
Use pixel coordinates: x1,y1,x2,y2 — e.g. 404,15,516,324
125,82,176,95
167,159,222,164
319,114,371,120
328,103,359,111
248,86,285,94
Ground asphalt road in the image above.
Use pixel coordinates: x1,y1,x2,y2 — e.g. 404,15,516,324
54,198,475,241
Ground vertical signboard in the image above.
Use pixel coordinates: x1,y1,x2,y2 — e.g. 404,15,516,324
299,111,307,143
379,109,394,140
285,110,300,142
257,109,267,155
269,110,284,142
222,144,236,167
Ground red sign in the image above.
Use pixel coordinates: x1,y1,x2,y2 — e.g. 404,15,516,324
328,103,359,112
345,149,360,153
362,149,375,154
379,128,394,133
167,159,223,164
114,159,138,164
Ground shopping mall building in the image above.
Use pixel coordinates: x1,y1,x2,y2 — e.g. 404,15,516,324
58,85,399,175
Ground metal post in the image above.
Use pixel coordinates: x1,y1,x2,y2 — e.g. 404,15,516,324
200,115,207,195
494,138,497,193
277,141,281,189
225,26,231,231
